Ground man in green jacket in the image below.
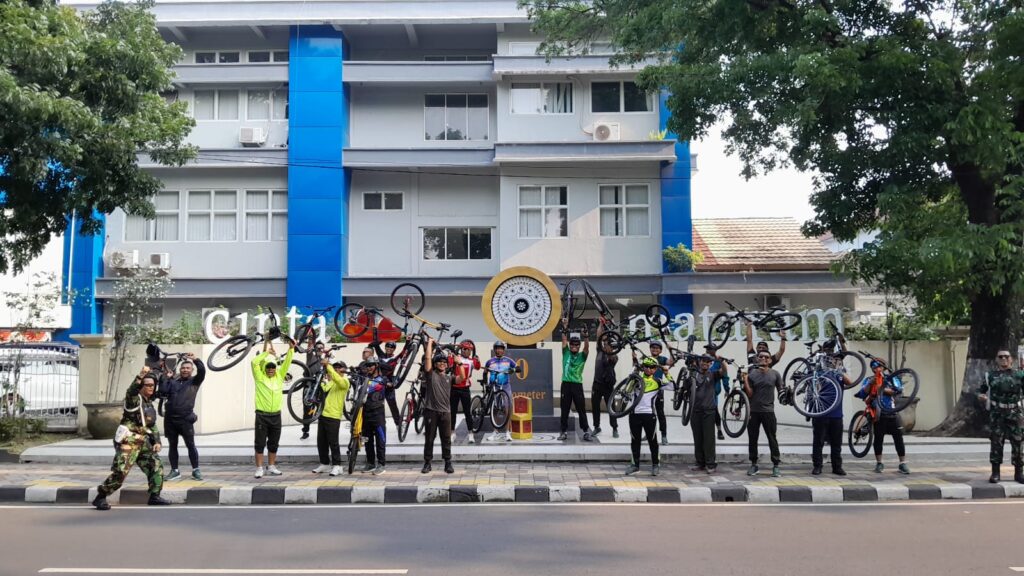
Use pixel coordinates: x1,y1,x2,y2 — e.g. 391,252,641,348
313,360,351,476
252,339,294,478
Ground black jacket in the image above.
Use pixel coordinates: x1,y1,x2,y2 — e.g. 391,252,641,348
159,359,206,421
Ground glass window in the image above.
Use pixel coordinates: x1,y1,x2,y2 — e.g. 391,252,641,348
272,51,289,62
384,192,403,210
518,185,567,238
591,82,620,113
194,52,215,64
248,51,270,63
126,191,180,242
363,192,403,210
424,94,487,141
424,94,446,141
422,228,492,260
245,190,287,241
467,94,488,141
424,56,446,62
187,190,237,241
623,81,651,112
247,90,271,120
272,88,288,120
469,228,491,259
423,228,444,260
218,52,240,64
194,90,215,120
599,184,649,237
445,94,467,141
363,192,382,210
511,82,573,114
217,90,238,120
445,228,469,260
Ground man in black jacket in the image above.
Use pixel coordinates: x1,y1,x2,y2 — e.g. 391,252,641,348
160,353,206,481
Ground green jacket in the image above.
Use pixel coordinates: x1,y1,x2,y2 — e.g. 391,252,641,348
321,365,351,420
121,376,160,444
252,348,294,413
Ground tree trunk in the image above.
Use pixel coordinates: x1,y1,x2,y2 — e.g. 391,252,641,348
928,284,1021,436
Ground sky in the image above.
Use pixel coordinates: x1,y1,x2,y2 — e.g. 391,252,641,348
690,123,817,223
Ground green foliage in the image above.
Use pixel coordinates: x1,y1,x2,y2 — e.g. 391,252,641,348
134,310,205,345
105,270,173,401
2,272,81,334
0,0,195,274
0,416,45,444
662,243,704,272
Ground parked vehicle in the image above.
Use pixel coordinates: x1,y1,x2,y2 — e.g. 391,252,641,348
0,344,79,417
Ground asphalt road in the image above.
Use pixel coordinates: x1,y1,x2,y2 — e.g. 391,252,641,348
3,502,1024,576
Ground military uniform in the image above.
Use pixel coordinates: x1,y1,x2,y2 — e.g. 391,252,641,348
96,376,164,498
980,369,1024,467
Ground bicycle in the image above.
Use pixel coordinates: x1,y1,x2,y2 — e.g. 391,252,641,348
720,358,751,438
607,331,662,418
560,278,619,330
145,344,190,418
388,283,452,388
707,300,802,350
847,351,920,458
397,370,425,443
206,307,295,371
293,306,336,353
781,320,866,389
469,365,518,433
284,344,347,425
345,372,370,474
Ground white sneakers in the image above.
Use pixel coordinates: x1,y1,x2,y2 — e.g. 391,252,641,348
267,465,283,476
329,465,342,476
488,431,514,442
505,431,513,442
254,467,264,479
312,464,331,474
467,435,474,444
488,432,499,442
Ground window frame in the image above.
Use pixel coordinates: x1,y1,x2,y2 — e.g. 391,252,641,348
589,80,656,114
507,42,542,56
192,89,240,121
517,184,569,240
245,88,288,121
598,183,651,238
361,191,405,212
421,227,494,261
509,81,575,115
185,189,239,243
243,189,288,243
247,51,271,63
193,51,241,64
124,191,181,242
423,93,490,142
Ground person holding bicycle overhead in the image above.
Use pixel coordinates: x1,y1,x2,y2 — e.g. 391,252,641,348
452,340,481,442
626,357,664,476
369,340,404,428
978,350,1024,483
645,341,674,445
300,340,326,441
856,359,910,474
592,320,620,439
422,338,463,474
483,340,520,442
704,344,728,441
746,322,787,368
159,352,205,481
744,351,785,477
251,338,294,478
559,319,592,442
311,360,350,476
360,357,390,475
690,355,726,473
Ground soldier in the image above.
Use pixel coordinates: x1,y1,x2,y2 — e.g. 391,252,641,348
977,349,1024,484
92,366,170,510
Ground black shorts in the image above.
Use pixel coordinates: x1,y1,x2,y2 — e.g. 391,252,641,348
254,411,282,453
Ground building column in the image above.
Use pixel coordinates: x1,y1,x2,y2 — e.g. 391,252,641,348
658,91,694,316
287,25,349,309
55,214,105,343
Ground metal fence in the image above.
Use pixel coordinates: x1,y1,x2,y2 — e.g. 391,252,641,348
0,342,80,431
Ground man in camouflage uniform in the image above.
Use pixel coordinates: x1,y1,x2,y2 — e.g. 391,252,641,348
977,349,1024,484
92,365,170,510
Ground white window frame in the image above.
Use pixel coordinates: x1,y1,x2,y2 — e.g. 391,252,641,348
361,191,404,212
124,191,180,242
272,50,289,62
590,80,656,114
424,55,491,62
421,227,494,261
508,42,542,56
598,183,651,238
243,189,288,243
186,189,239,243
245,88,288,121
517,184,569,239
193,51,241,64
247,51,271,63
423,93,489,142
509,82,574,115
192,89,240,121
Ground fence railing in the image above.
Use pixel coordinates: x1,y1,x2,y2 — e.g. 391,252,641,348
0,342,80,431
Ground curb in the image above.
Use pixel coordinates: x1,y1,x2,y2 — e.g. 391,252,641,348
1,482,1020,505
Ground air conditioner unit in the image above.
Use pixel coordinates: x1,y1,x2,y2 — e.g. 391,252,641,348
107,250,139,269
593,122,621,142
764,294,792,310
150,252,171,269
239,127,267,147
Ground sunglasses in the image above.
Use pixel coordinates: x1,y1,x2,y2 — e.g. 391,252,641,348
757,355,771,359
997,355,1012,359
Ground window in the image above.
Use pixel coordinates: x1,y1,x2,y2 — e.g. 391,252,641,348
218,52,240,63
248,51,271,63
273,51,289,62
424,55,490,62
246,89,287,121
194,52,216,64
518,185,567,238
510,82,573,114
193,90,239,120
187,190,238,241
508,42,542,56
423,227,492,260
245,190,287,241
591,81,653,113
424,94,488,141
194,51,240,64
362,192,403,211
599,184,650,237
125,191,180,242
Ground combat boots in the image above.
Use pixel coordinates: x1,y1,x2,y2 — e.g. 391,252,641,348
1015,465,1024,484
990,463,1001,483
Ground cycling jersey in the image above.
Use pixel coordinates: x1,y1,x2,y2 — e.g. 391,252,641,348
455,356,480,389
633,375,662,415
856,373,903,411
485,357,516,386
364,375,389,411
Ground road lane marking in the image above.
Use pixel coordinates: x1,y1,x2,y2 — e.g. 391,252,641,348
39,570,407,575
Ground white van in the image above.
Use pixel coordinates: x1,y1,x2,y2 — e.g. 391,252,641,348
0,346,79,416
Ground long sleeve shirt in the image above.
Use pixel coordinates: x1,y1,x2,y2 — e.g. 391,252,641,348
251,348,294,413
121,376,159,444
321,365,352,420
159,359,206,420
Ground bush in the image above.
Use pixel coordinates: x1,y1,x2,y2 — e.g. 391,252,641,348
0,417,45,444
662,243,705,272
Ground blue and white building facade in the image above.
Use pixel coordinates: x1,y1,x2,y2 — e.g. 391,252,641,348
61,0,701,341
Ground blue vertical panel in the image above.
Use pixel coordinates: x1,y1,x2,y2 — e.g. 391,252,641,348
287,26,349,310
53,213,105,342
658,91,694,314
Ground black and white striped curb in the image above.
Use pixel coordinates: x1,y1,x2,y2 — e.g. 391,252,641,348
2,482,1023,505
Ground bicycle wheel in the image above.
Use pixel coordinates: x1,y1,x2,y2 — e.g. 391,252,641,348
346,433,360,475
681,386,694,426
707,313,735,349
207,335,254,371
645,304,671,329
490,390,511,430
792,374,842,418
343,383,355,421
838,351,866,388
334,303,370,339
286,377,323,425
721,390,750,438
284,359,310,389
391,337,422,387
608,375,643,418
782,357,813,386
597,331,624,354
294,323,317,353
672,371,687,411
889,368,920,412
561,280,587,322
391,282,425,317
398,395,413,443
762,312,802,332
413,399,425,434
581,279,612,322
469,395,486,432
848,410,874,458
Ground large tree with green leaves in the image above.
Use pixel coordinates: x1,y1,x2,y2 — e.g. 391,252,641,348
0,0,194,274
524,0,1024,435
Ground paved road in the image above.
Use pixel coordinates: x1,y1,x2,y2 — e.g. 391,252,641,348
4,501,1024,575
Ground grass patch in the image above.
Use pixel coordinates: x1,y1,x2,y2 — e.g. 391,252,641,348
0,432,78,455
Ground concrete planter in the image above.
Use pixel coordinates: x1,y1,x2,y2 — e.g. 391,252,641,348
84,403,122,439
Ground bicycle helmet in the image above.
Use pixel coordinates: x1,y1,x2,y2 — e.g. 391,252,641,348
641,357,658,368
432,352,448,364
332,361,347,370
870,360,883,369
384,341,397,350
568,333,582,344
460,339,475,350
493,340,506,350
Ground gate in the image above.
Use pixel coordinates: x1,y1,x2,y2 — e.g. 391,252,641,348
0,342,80,431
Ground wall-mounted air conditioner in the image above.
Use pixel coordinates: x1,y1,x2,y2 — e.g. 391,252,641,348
764,294,792,310
593,122,621,142
107,250,139,270
150,252,171,270
239,127,267,147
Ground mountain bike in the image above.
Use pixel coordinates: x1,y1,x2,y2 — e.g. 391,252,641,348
607,332,661,418
284,344,347,425
707,300,802,350
469,366,518,433
782,321,865,389
560,278,618,330
293,306,336,353
207,307,294,371
846,351,920,458
346,373,370,475
720,358,751,438
397,371,425,443
389,283,452,388
667,337,700,426
857,351,920,413
848,409,874,458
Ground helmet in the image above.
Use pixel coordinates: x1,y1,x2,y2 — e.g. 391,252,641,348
332,361,347,370
568,334,582,344
384,341,397,349
432,353,448,364
493,340,506,349
641,357,658,368
870,360,883,369
460,340,475,350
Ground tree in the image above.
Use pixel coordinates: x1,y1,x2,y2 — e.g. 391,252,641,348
0,0,194,274
524,0,1024,435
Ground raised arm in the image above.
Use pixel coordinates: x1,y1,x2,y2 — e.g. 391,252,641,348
774,330,787,362
424,338,435,372
251,350,269,380
745,322,755,355
582,327,590,356
278,342,295,374
561,318,569,347
743,370,753,398
192,356,206,387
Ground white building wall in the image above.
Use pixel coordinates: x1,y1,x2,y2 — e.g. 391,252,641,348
0,239,70,330
348,85,498,149
176,85,290,150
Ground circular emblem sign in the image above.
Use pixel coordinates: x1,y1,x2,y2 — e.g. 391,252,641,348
481,266,562,346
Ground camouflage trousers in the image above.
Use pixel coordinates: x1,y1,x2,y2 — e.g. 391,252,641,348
989,409,1024,466
96,441,164,497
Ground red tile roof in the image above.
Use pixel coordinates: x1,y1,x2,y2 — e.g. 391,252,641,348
690,218,836,272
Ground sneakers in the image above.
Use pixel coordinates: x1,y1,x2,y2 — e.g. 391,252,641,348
874,462,885,473
254,467,264,479
717,429,725,440
661,434,669,445
312,464,332,474
147,494,171,506
592,427,603,436
191,469,203,481
706,465,718,474
652,465,660,477
771,465,780,478
300,431,310,440
811,466,823,476
92,495,110,511
833,467,847,476
467,436,474,444
504,431,512,442
898,463,910,475
625,464,640,475
166,469,181,481
362,463,375,473
582,431,593,442
747,464,759,476
444,460,454,474
689,465,707,472
612,429,619,439
267,465,283,476
329,465,342,476
372,464,385,475
557,432,568,441
421,462,432,474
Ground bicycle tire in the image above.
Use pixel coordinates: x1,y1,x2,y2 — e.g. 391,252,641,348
391,282,425,317
888,368,920,413
413,400,425,434
672,370,687,411
792,374,842,418
398,396,413,443
598,331,624,354
707,313,734,349
848,410,873,458
760,312,802,333
608,375,644,418
207,335,254,372
561,280,587,322
469,395,486,433
721,390,750,438
286,377,324,425
838,351,866,388
334,303,370,339
343,383,355,421
782,357,813,386
645,304,671,329
491,390,511,430
294,323,317,353
581,279,613,323
392,337,422,388
346,433,360,475
681,386,694,426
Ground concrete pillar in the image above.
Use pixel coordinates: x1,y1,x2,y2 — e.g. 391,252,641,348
71,333,114,434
